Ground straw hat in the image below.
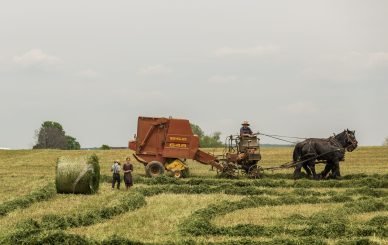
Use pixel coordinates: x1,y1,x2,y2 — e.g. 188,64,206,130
241,120,250,126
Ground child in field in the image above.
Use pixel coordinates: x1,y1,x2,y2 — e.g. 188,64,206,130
123,157,134,190
111,160,121,189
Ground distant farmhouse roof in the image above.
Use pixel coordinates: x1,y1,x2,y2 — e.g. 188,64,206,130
0,147,11,150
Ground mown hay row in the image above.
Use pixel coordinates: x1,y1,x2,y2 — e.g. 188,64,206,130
3,192,146,244
180,195,350,236
3,228,383,245
3,176,387,244
0,183,56,217
110,174,388,189
3,223,384,245
180,195,387,239
40,192,145,230
135,183,387,200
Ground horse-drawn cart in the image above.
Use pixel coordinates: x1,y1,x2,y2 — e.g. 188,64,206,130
128,116,264,178
128,116,358,179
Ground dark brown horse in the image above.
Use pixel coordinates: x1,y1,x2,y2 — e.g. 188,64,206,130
293,129,358,179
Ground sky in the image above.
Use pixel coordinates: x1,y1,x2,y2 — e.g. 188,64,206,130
1,0,387,149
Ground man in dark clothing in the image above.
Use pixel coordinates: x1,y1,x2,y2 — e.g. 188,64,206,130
240,120,253,136
111,160,121,189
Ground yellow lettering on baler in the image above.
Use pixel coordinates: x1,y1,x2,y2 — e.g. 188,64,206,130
168,143,188,148
169,137,188,141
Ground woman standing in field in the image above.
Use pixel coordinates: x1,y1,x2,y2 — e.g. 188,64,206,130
123,157,134,190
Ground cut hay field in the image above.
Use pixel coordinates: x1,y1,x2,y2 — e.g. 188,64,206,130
0,147,387,244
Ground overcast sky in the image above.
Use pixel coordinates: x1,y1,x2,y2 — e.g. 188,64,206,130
1,0,387,149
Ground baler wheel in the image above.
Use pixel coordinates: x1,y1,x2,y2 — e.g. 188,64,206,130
181,167,190,178
146,161,165,177
173,171,182,178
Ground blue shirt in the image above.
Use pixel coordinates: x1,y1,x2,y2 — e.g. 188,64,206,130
240,126,253,135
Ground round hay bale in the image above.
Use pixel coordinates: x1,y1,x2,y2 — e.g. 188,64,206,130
55,154,100,194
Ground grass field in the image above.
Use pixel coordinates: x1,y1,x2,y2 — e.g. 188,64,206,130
0,147,387,244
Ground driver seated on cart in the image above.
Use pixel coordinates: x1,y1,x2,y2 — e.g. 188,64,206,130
240,120,253,136
238,120,260,162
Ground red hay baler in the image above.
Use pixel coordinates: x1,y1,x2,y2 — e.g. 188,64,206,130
128,116,224,178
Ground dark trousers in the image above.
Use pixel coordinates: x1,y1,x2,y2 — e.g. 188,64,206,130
112,173,121,189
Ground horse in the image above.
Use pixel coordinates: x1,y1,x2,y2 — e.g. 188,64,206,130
292,129,358,179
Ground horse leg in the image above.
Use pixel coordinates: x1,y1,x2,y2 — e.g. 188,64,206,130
320,161,333,179
308,161,318,179
331,160,341,179
293,162,303,179
335,161,341,177
302,161,312,176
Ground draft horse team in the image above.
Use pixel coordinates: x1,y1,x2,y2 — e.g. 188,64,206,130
292,129,358,179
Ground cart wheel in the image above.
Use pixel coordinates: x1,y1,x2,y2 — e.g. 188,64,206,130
221,162,238,178
146,161,165,177
248,164,264,179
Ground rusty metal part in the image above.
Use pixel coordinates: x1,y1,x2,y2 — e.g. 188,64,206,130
221,134,262,177
219,162,239,178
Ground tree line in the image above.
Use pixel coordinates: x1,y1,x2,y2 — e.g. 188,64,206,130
32,121,224,150
33,121,80,150
190,123,224,148
33,121,388,149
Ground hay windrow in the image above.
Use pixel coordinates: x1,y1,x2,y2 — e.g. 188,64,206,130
55,154,100,194
102,174,388,189
3,192,146,244
0,183,56,216
2,181,387,244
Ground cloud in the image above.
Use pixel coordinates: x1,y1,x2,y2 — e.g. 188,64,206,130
77,69,99,79
12,49,61,67
214,44,280,57
302,51,388,82
367,52,388,67
207,75,237,84
281,101,317,115
111,89,164,102
138,64,172,76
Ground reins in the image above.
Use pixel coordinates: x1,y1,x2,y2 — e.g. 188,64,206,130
255,132,307,144
262,148,342,171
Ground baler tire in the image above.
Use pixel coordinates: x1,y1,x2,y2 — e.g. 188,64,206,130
181,168,190,178
173,171,182,178
146,161,165,177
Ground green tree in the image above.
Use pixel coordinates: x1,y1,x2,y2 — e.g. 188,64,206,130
190,124,223,148
66,136,81,150
100,144,111,150
190,123,204,137
33,121,81,150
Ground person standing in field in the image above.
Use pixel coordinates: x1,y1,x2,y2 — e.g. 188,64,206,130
111,160,121,189
123,156,134,190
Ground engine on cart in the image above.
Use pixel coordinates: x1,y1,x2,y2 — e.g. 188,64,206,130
221,135,263,178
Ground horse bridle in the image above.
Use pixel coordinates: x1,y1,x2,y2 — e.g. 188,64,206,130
344,131,357,152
